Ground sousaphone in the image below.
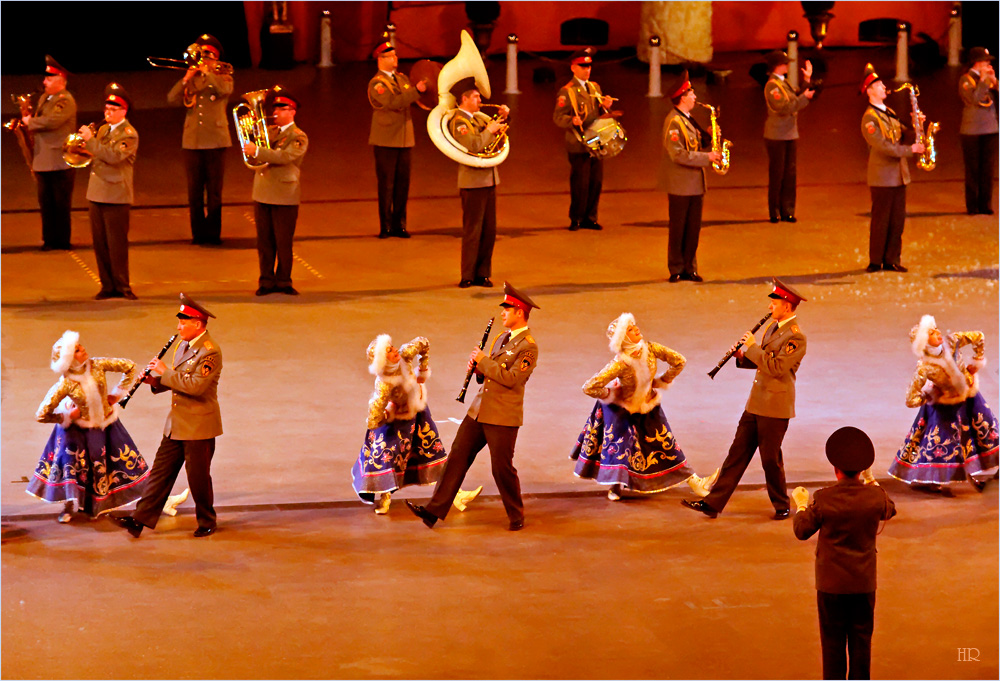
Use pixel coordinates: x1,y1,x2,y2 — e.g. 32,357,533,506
427,30,509,168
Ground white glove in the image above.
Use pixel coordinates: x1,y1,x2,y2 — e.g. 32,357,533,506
791,486,810,511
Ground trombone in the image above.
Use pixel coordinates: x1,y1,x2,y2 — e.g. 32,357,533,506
148,43,233,107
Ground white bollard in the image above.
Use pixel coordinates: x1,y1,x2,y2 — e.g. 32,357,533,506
894,21,910,82
386,23,397,49
318,11,334,67
948,4,961,67
504,34,520,94
647,36,662,98
786,30,800,90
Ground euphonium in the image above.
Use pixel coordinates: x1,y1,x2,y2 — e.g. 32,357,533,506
698,102,732,175
893,83,938,171
232,89,271,169
62,123,98,168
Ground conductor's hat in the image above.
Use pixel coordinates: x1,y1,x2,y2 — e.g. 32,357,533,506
176,293,215,322
499,282,540,313
825,426,876,472
768,277,807,305
104,82,131,111
44,55,69,79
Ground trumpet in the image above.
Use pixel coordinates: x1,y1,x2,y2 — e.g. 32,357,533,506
480,104,510,157
148,43,233,108
232,89,271,169
697,102,732,175
62,123,98,169
4,91,37,176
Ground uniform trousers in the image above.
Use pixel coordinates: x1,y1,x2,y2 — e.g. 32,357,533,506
89,202,132,295
37,169,75,248
960,133,998,214
817,591,876,680
133,436,216,530
425,415,523,523
568,152,603,223
459,186,496,282
703,410,790,512
667,193,703,276
868,186,906,267
765,138,797,220
184,148,226,244
254,202,298,288
373,146,411,236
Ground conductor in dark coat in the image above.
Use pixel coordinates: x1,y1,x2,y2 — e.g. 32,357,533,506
792,427,897,680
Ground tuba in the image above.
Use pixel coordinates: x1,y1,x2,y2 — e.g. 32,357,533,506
698,102,732,175
62,123,98,168
427,30,509,168
232,89,271,169
893,83,938,171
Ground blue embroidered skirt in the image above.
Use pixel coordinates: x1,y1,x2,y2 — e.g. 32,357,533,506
351,407,449,502
27,420,150,516
889,393,1000,485
570,401,693,493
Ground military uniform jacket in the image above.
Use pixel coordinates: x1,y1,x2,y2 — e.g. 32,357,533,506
469,328,538,427
251,123,308,205
84,120,138,204
662,108,711,196
764,74,810,140
553,78,606,153
150,331,223,440
167,72,234,149
368,71,420,147
449,109,500,189
862,105,913,187
959,70,999,135
27,90,77,172
793,478,897,594
736,318,807,419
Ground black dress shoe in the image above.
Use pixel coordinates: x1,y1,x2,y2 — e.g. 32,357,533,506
668,274,683,283
969,475,986,493
687,272,704,283
458,279,474,288
121,290,138,300
377,231,390,239
884,263,908,273
681,499,718,518
405,500,437,528
583,220,603,230
94,290,118,300
193,526,216,537
769,216,779,224
772,509,790,520
865,263,882,273
278,286,300,295
473,277,493,288
568,221,582,231
391,228,411,239
203,238,223,246
781,216,797,223
255,286,275,296
508,519,525,531
982,208,995,215
112,516,144,538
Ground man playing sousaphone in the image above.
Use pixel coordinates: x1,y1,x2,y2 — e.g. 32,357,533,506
448,77,509,289
553,47,616,232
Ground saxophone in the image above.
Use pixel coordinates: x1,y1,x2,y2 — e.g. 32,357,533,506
894,83,938,171
697,102,732,175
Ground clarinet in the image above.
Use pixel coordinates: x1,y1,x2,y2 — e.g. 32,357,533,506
457,318,494,403
707,313,772,379
118,334,178,408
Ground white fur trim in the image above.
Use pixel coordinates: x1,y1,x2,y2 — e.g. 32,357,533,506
911,315,937,358
51,330,79,375
65,362,118,430
608,313,635,355
368,334,393,377
973,357,988,371
417,367,432,380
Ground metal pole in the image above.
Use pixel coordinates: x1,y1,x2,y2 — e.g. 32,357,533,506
786,30,799,90
948,4,962,67
894,21,910,83
504,34,520,94
318,11,334,68
647,36,662,98
386,23,397,49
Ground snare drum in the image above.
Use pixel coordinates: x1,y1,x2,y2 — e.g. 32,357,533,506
581,118,627,159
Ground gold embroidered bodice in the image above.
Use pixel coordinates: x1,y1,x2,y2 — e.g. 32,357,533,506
367,337,430,429
583,341,686,412
905,331,985,407
36,357,137,424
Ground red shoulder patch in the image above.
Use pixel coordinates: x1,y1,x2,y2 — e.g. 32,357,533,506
557,95,566,107
669,129,679,142
865,121,876,135
772,88,782,100
456,124,469,135
375,84,385,95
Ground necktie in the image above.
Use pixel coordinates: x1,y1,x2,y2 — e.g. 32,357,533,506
763,323,778,342
391,72,399,87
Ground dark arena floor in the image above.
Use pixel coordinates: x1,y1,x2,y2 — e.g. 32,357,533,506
2,47,998,679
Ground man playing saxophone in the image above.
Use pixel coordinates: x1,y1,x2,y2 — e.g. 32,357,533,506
662,71,721,283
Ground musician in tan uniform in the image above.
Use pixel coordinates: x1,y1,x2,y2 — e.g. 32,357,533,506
860,64,924,273
662,71,720,283
79,83,138,300
167,34,233,246
22,55,77,250
242,86,308,296
448,82,509,288
117,294,223,538
959,47,998,215
407,283,539,531
552,47,613,231
368,39,427,239
684,278,807,520
763,50,814,223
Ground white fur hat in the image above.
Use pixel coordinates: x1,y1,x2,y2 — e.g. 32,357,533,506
50,330,80,375
909,315,937,357
606,312,636,354
367,334,393,376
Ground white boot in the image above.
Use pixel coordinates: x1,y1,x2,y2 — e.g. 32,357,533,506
163,488,190,517
374,492,392,515
607,484,622,501
57,501,73,524
687,468,720,498
453,485,483,512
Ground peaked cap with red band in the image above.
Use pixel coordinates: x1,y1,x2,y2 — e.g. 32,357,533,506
268,84,299,110
373,33,395,59
767,277,807,305
859,63,882,95
176,293,216,322
104,82,132,111
499,281,540,313
194,33,222,58
968,46,994,65
668,70,692,100
44,55,69,79
570,47,594,66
